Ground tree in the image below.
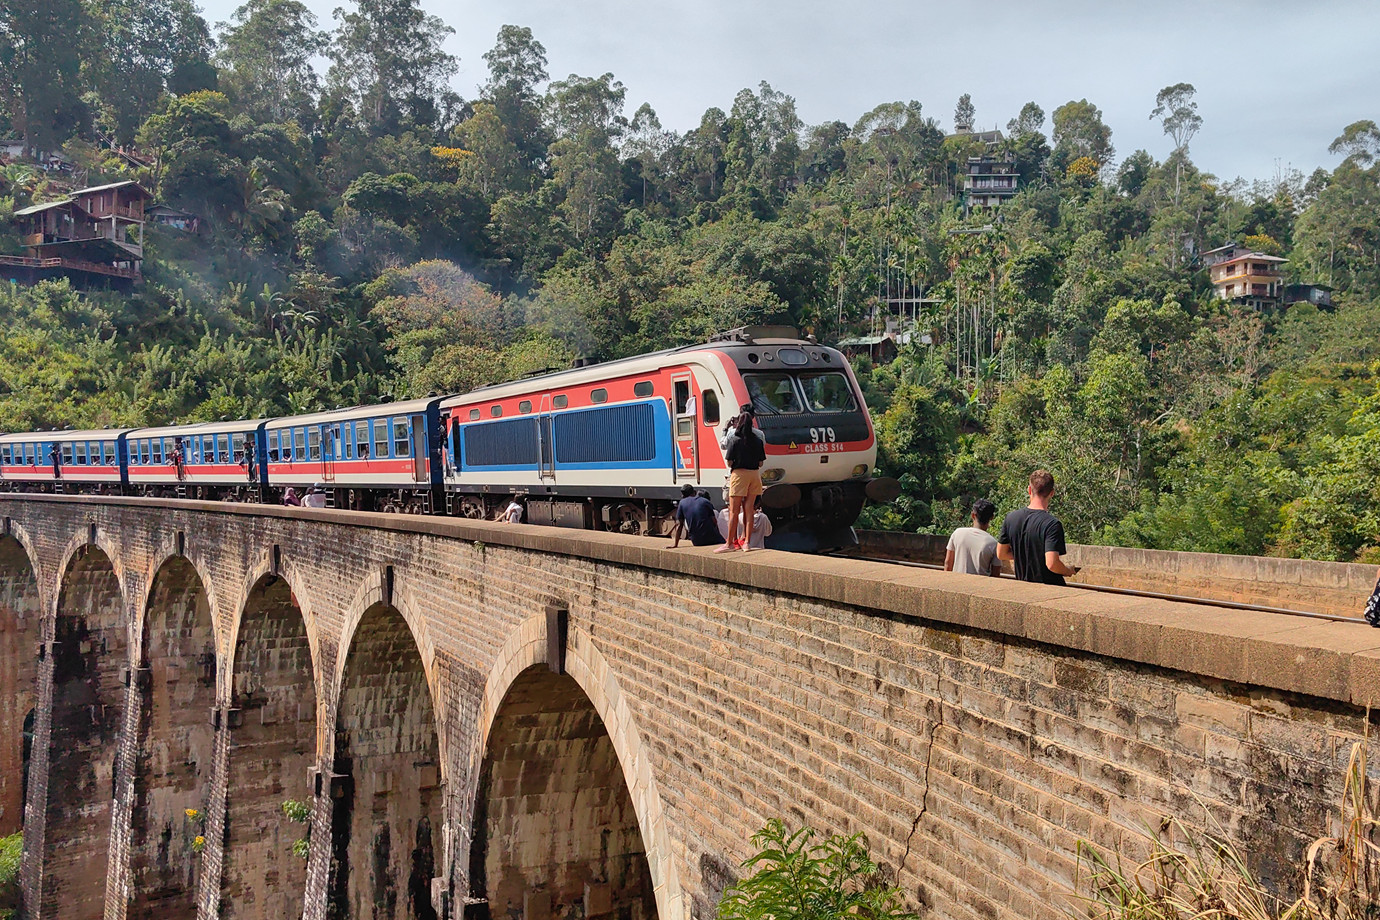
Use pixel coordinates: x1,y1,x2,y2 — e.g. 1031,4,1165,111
546,72,626,240
0,0,90,153
1328,119,1380,167
954,93,975,131
328,0,457,131
1150,82,1202,153
1052,98,1114,170
87,0,216,142
216,0,328,125
1007,101,1044,137
480,25,550,178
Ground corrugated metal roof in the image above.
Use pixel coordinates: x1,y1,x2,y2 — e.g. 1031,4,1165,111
72,180,151,198
12,198,77,217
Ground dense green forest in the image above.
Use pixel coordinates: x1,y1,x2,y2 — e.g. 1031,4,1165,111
1,0,1379,560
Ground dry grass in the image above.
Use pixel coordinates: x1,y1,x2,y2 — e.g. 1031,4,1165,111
1074,741,1380,920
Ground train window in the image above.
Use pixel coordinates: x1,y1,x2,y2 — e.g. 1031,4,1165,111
373,420,389,458
490,406,502,418
324,426,339,459
702,389,720,425
393,419,410,458
354,421,369,459
152,440,164,464
203,435,216,461
0,447,9,464
468,408,480,420
519,400,532,414
76,442,88,465
232,434,245,463
634,381,654,398
673,381,689,413
591,388,608,404
25,444,34,464
798,373,858,412
218,434,230,459
743,373,803,414
61,443,73,465
308,427,321,460
553,395,568,409
294,428,306,461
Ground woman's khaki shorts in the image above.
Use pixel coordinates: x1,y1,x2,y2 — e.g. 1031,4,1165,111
728,468,764,499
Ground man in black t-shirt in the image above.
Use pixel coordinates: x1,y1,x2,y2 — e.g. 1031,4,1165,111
997,470,1080,585
670,483,724,547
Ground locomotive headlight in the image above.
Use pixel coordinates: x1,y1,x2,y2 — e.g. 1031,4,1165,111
852,464,869,478
761,468,785,484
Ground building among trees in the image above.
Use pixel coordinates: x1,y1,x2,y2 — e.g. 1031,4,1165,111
964,157,1019,209
1204,242,1287,310
2,181,149,287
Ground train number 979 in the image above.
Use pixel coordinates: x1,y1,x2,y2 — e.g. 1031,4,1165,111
809,427,837,444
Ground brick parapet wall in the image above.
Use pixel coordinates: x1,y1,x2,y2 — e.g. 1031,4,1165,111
4,496,1380,920
856,530,1378,620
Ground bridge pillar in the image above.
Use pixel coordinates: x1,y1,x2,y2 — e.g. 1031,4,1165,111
219,573,318,920
326,601,442,920
40,542,131,920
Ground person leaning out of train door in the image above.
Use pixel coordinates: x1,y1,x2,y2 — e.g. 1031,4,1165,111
718,408,766,553
671,483,721,548
945,498,1001,576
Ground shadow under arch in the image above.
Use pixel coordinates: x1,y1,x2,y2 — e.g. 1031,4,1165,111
471,619,683,920
43,541,129,920
328,600,443,920
0,533,40,837
129,555,218,920
220,571,318,920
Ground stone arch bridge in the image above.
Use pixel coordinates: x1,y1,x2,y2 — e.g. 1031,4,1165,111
2,495,1380,920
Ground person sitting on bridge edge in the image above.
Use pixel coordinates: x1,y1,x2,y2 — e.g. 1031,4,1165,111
718,408,766,553
303,483,328,508
501,495,524,524
996,470,1080,585
282,486,301,507
671,483,722,548
946,498,1001,576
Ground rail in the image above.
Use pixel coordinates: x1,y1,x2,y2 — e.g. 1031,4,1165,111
0,254,138,279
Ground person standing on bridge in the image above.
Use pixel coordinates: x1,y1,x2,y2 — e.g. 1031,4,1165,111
996,470,1080,585
946,499,1001,576
718,408,766,553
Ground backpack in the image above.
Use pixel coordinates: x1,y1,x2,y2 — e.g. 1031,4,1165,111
1365,574,1380,627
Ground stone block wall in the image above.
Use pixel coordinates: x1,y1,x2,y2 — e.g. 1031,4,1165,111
3,497,1380,920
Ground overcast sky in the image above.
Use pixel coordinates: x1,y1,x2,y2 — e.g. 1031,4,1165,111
200,0,1380,184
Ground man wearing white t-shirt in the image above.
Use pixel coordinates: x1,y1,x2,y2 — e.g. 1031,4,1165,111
945,499,1000,576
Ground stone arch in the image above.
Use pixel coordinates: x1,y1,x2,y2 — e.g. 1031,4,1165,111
42,541,131,920
128,555,218,919
220,570,319,920
471,618,682,920
328,598,443,920
0,531,41,836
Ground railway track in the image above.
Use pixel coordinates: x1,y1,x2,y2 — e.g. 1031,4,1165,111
834,552,1369,625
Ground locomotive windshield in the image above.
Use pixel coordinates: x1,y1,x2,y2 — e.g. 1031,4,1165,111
744,372,858,415
798,373,857,412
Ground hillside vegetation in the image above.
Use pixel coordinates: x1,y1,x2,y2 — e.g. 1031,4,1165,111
2,1,1379,559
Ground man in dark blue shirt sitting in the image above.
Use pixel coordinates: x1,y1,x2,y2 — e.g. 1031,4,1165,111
670,483,723,547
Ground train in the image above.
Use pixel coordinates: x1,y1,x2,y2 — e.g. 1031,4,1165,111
0,327,899,551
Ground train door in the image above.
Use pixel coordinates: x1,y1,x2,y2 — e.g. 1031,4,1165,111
537,394,555,483
322,424,337,482
671,372,697,482
410,415,428,482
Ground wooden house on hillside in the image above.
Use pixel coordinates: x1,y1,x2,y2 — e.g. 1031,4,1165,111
2,180,150,287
